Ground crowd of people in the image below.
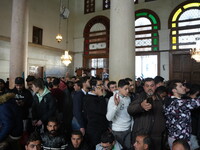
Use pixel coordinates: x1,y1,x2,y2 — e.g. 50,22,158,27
0,74,200,150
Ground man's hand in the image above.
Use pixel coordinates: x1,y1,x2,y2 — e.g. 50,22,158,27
80,128,85,136
35,120,43,126
141,100,152,111
114,94,120,106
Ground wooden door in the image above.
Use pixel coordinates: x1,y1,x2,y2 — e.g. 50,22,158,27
170,52,200,84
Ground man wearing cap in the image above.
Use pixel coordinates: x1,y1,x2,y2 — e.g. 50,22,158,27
11,77,33,133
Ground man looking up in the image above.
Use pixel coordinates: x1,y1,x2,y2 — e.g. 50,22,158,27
164,80,200,149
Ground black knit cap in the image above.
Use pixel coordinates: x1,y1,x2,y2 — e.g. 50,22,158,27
15,77,24,84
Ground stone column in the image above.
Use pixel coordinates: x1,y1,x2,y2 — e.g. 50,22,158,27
9,0,29,89
109,0,135,82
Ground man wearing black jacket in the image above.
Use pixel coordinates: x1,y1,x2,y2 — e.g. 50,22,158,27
83,78,108,149
31,78,56,132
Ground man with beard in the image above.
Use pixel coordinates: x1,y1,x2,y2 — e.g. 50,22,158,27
41,118,67,150
128,78,166,150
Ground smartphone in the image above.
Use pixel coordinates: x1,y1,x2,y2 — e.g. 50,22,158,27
146,96,153,104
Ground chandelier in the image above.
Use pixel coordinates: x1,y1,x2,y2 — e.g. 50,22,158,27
61,51,72,66
56,0,63,43
56,33,62,43
190,39,200,62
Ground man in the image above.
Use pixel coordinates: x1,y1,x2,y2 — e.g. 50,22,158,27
72,77,90,136
31,78,56,132
41,118,67,150
66,130,89,150
96,131,123,150
125,78,136,101
84,78,108,149
0,91,23,150
172,139,190,150
25,132,42,150
128,78,165,150
26,75,36,96
0,79,9,96
134,135,152,150
164,80,200,149
154,76,165,88
106,79,132,149
11,77,33,132
50,78,65,121
104,81,117,101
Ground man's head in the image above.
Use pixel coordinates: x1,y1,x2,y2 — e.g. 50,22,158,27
143,78,156,96
15,77,25,91
103,78,110,90
100,131,115,150
25,132,42,150
73,80,82,91
32,78,45,93
172,139,190,150
0,79,6,91
167,80,186,98
107,81,117,93
90,78,104,95
80,76,90,90
52,77,60,87
118,79,130,97
71,130,83,148
134,135,152,150
155,86,168,100
46,118,59,136
154,76,165,88
26,76,36,90
125,78,135,93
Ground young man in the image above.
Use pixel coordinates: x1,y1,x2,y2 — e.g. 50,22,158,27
84,78,108,149
164,80,200,149
41,118,67,150
31,78,56,131
72,77,90,136
106,79,132,149
66,130,89,150
134,135,152,150
25,132,42,150
96,131,123,150
104,81,117,101
11,77,33,132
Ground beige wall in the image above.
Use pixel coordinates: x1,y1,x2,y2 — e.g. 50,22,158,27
0,0,189,81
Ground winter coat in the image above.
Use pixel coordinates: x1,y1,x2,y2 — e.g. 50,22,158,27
0,93,23,142
32,90,56,125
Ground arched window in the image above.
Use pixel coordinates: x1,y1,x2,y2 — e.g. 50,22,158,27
83,16,110,70
135,9,160,51
169,1,200,50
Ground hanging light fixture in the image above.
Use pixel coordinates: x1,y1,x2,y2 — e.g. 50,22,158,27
56,0,63,43
190,38,200,62
61,51,72,66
